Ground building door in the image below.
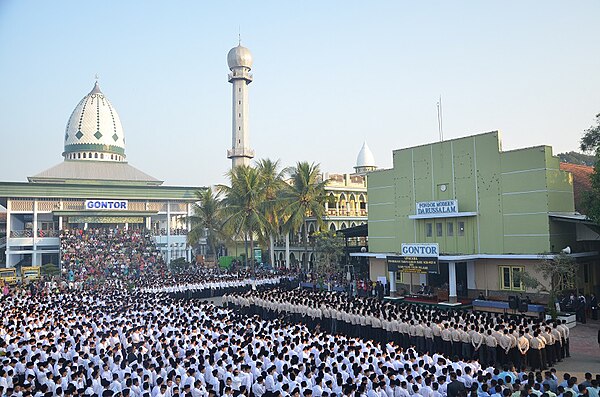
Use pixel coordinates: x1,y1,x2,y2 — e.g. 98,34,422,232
456,262,468,297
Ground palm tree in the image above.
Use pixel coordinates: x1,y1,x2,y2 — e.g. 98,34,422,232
187,188,225,264
283,161,327,271
256,159,289,268
219,165,268,273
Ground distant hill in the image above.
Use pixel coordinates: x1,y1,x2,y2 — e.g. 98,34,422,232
558,151,596,166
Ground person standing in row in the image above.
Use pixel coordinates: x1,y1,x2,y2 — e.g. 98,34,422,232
517,329,529,368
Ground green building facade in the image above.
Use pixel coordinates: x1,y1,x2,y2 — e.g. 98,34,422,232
362,132,599,301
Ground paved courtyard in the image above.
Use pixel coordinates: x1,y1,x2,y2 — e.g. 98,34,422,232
551,318,600,378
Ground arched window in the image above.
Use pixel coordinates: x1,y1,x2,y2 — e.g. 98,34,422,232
329,223,337,232
327,193,336,207
359,194,367,210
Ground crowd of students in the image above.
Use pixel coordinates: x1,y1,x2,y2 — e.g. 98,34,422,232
223,289,573,371
138,272,288,298
0,228,593,397
2,278,599,397
60,229,165,282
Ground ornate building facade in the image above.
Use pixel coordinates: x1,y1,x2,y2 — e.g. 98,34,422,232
273,142,376,268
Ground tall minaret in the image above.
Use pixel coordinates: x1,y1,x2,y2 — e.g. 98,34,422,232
227,42,255,168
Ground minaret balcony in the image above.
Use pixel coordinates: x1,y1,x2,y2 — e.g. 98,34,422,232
227,147,255,158
228,72,253,83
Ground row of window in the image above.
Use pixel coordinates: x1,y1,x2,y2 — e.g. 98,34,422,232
66,152,122,161
425,221,465,237
397,264,526,292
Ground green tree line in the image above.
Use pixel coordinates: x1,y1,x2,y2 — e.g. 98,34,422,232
187,160,344,273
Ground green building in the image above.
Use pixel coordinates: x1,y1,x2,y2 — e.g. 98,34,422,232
360,131,599,301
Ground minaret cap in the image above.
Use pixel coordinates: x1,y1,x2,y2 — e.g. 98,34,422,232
227,45,253,69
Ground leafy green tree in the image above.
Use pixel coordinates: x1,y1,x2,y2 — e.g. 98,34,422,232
41,263,60,277
282,162,327,269
170,257,190,273
518,252,579,317
255,159,289,267
313,230,345,275
219,165,268,273
187,188,226,261
580,113,600,223
557,151,596,166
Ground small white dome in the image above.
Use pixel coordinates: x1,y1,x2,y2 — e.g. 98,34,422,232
63,82,126,161
356,141,375,168
227,44,253,69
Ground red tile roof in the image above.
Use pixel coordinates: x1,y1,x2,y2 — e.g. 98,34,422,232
560,162,593,213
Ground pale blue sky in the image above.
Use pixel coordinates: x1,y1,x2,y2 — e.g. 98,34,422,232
1,1,599,186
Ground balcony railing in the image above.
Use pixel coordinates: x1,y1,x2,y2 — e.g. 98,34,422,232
227,148,256,158
153,228,189,236
326,209,367,217
9,230,60,238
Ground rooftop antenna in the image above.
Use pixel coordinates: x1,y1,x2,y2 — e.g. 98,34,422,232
437,95,444,142
94,73,99,83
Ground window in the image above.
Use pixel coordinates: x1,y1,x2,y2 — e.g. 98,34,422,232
458,221,465,236
425,223,433,237
499,266,525,291
436,223,443,237
512,267,522,289
447,222,454,237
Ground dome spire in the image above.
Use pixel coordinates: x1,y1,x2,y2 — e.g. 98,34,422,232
90,74,102,94
354,141,377,175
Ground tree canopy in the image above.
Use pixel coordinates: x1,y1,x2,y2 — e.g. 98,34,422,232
187,188,225,258
579,113,600,223
312,230,345,275
557,151,596,166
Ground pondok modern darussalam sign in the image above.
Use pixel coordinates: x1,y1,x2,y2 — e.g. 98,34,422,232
387,243,440,274
416,200,458,215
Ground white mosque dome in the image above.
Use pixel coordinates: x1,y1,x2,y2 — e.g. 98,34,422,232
356,141,375,168
63,82,126,162
227,44,253,70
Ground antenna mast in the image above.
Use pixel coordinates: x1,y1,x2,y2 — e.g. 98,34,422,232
437,96,444,142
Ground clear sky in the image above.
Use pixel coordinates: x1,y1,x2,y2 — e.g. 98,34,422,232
0,1,599,187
